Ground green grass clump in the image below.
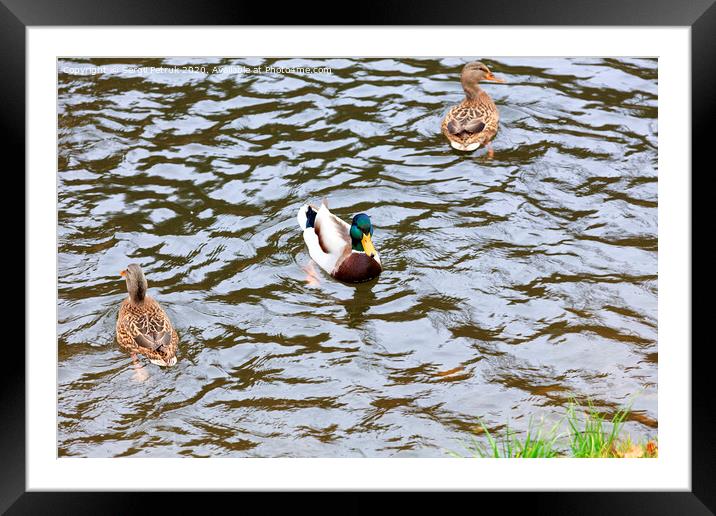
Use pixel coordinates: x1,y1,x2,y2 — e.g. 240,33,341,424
453,418,561,458
450,399,657,459
567,402,629,458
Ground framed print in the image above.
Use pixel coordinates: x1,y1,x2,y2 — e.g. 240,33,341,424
6,0,712,513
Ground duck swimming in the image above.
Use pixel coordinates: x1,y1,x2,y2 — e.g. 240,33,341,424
297,201,382,283
442,61,505,155
116,263,179,367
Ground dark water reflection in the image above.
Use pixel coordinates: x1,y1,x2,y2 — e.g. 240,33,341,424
57,57,657,457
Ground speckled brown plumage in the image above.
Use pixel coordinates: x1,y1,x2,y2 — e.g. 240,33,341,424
441,91,499,150
116,264,178,367
442,61,504,152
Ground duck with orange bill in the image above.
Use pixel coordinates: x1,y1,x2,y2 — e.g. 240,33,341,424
116,263,179,367
442,61,505,155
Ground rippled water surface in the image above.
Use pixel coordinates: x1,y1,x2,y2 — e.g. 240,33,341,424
57,57,658,457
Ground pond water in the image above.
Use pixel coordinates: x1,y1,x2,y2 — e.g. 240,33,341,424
57,57,657,457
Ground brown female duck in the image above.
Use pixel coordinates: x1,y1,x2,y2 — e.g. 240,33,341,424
116,263,178,367
297,201,382,283
442,61,505,155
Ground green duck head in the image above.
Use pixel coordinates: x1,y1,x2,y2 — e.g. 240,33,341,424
349,213,377,258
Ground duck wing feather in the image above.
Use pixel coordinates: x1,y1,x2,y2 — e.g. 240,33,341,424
118,297,174,353
313,203,351,255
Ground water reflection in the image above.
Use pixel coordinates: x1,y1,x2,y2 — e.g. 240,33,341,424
57,57,658,457
343,282,378,330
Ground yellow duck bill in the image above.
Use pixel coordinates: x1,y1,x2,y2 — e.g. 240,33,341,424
362,233,377,258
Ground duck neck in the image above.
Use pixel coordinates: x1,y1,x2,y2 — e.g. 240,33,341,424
129,285,146,304
462,80,482,101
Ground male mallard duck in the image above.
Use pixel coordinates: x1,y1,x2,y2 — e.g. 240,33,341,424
116,263,178,367
297,201,382,283
442,61,505,154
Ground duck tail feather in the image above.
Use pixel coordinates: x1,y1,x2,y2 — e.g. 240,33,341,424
297,204,317,229
305,205,317,228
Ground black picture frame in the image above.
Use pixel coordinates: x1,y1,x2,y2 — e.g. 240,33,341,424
5,0,711,513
